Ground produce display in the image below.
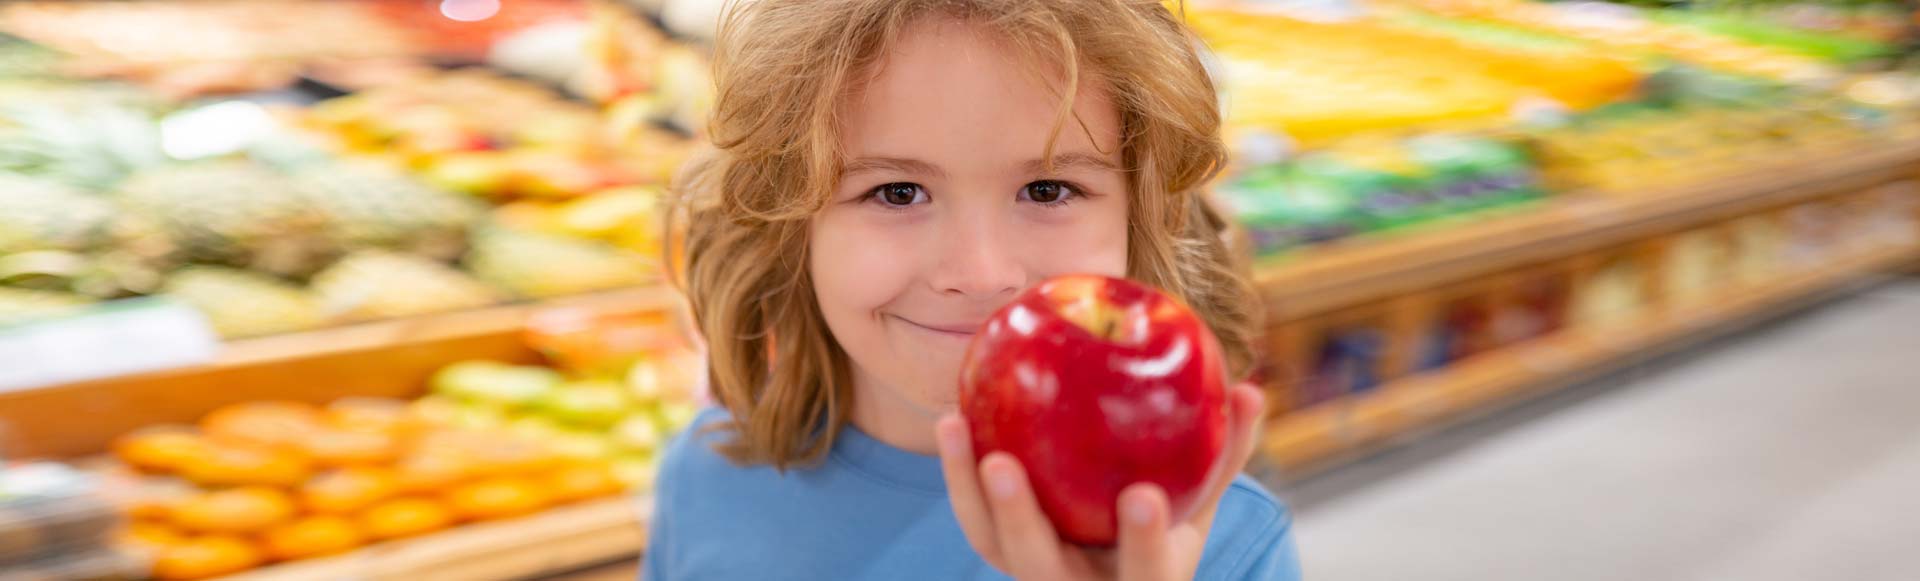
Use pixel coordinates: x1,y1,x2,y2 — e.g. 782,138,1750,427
301,69,688,194
99,308,701,580
420,307,704,489
0,32,60,79
0,72,675,338
1397,0,1857,82
1191,8,1642,141
0,0,703,338
583,0,716,133
1216,133,1545,256
0,287,91,327
110,400,613,579
1647,10,1897,64
1521,96,1878,192
369,0,589,59
299,69,688,291
0,0,603,89
960,275,1228,547
1191,2,1918,258
0,1,424,64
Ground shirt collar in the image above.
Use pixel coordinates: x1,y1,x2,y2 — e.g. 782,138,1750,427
830,421,947,495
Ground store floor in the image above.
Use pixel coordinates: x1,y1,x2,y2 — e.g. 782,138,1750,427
1277,278,1920,581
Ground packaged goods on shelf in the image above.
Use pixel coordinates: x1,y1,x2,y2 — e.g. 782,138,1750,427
1257,179,1920,474
1288,307,1394,412
0,463,127,576
1661,227,1738,306
1419,281,1502,371
1491,266,1572,347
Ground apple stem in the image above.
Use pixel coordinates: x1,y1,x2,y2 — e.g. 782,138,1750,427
1104,319,1116,340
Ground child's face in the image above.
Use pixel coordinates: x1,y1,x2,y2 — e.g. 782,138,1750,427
810,19,1130,420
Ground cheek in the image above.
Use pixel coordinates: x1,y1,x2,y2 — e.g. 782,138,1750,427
808,211,915,332
1031,193,1130,279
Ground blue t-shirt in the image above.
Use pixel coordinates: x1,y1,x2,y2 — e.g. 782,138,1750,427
643,409,1301,580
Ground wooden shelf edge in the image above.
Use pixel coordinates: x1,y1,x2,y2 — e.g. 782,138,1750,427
214,496,648,581
0,286,687,460
1262,242,1920,478
193,286,684,374
1253,139,1920,320
0,285,683,400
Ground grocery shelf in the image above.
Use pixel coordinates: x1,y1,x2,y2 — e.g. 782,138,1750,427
210,496,647,581
215,286,683,368
1261,241,1920,477
1253,138,1920,321
0,286,683,459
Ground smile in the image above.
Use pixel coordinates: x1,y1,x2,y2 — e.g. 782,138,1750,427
891,315,980,339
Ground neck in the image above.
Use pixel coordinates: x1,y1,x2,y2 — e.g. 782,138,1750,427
847,371,942,455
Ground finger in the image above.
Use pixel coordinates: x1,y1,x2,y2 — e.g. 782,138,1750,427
980,453,1069,577
1116,484,1172,581
935,414,1002,566
1188,383,1267,528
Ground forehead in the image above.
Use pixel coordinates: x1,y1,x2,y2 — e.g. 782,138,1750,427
836,17,1122,165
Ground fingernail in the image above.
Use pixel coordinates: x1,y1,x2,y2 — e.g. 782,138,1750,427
986,465,1018,500
1124,493,1154,526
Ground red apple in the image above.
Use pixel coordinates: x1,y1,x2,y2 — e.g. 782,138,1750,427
959,274,1228,547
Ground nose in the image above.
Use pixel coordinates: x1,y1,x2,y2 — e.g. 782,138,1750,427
927,206,1024,300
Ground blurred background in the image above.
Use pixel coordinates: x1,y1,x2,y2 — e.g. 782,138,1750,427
0,0,1916,579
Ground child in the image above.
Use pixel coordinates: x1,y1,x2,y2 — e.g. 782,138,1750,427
650,1,1300,579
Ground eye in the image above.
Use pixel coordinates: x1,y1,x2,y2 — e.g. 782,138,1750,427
870,182,929,208
1020,180,1080,206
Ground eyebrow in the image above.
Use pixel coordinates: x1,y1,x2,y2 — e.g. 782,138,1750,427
841,157,948,180
1023,152,1122,175
839,152,1124,180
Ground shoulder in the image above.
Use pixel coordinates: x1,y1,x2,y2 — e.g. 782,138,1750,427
648,410,745,553
656,407,742,495
1197,475,1302,581
1216,475,1291,534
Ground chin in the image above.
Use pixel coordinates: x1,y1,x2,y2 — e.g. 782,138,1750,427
919,374,962,410
890,363,962,412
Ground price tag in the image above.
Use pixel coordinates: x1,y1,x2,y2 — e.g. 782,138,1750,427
0,298,220,393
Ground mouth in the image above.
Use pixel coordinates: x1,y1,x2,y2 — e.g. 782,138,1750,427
890,315,981,339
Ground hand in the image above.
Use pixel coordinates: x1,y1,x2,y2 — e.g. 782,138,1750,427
935,383,1266,580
